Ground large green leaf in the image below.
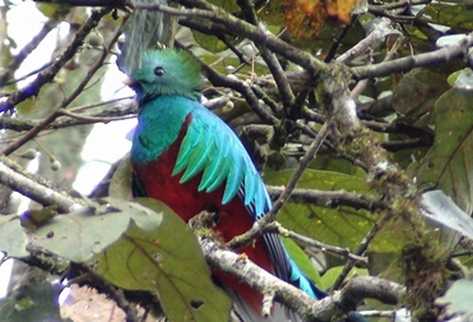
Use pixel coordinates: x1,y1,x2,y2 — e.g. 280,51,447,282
417,88,473,213
29,200,142,262
264,169,376,250
94,198,231,322
109,156,133,200
0,215,28,258
392,68,449,119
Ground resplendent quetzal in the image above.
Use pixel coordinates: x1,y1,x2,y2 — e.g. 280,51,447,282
128,49,323,321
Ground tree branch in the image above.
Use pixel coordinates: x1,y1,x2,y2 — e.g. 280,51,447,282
0,158,85,212
0,20,58,86
135,1,328,74
228,121,331,249
0,8,111,113
1,17,123,155
201,236,405,321
352,32,473,79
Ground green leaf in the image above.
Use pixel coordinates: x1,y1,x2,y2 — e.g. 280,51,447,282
264,169,376,250
436,279,473,316
192,30,230,53
417,88,473,213
109,156,133,200
28,200,141,262
318,266,368,290
392,68,449,118
94,198,232,322
0,215,28,258
453,68,473,91
281,237,322,286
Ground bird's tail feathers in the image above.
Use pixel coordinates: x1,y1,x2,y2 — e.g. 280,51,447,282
286,256,326,300
228,288,301,322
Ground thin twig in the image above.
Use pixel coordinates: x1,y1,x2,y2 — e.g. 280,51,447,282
331,214,390,290
0,158,84,212
352,31,473,79
0,20,58,86
135,1,328,74
227,121,331,249
266,186,385,212
236,0,295,111
0,8,111,113
1,18,123,155
270,222,368,265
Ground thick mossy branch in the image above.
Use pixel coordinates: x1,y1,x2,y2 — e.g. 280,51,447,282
321,63,447,320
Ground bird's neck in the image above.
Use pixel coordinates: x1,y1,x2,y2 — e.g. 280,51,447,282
131,95,195,164
137,88,201,105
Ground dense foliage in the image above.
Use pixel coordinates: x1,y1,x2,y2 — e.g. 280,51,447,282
1,0,473,321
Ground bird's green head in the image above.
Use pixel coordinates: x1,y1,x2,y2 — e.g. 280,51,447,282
128,49,202,101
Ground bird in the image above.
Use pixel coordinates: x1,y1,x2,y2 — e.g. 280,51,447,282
127,48,323,321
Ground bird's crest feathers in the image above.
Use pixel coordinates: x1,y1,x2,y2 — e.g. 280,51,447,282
131,49,201,100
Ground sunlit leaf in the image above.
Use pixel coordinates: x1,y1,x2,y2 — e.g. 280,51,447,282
0,215,28,258
451,68,473,91
94,198,232,322
436,34,468,48
436,279,473,316
192,30,231,53
29,200,146,262
420,190,473,242
35,3,70,19
109,156,133,200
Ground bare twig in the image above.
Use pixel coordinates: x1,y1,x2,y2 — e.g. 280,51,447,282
331,215,390,290
352,32,473,79
236,0,295,111
228,121,331,249
0,20,58,86
33,0,128,6
270,222,368,265
1,18,123,155
266,186,385,212
0,8,111,113
0,158,84,212
135,1,328,74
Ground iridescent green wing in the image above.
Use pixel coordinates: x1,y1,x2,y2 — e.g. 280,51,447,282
171,102,270,218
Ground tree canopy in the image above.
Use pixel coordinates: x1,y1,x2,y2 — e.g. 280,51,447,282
1,0,473,321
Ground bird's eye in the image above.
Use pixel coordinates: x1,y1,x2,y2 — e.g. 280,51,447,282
154,66,165,77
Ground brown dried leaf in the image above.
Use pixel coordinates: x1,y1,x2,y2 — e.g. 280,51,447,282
284,0,359,38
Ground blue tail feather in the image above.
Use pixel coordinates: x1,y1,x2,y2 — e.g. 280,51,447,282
287,257,326,299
